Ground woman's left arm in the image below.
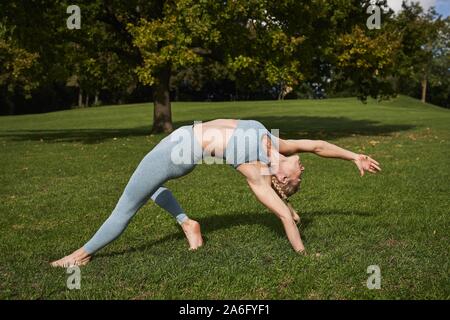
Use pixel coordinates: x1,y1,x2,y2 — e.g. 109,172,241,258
237,163,306,253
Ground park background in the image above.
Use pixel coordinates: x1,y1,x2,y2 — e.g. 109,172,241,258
0,0,449,299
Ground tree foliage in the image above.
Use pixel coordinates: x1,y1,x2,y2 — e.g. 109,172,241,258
0,23,39,114
0,0,448,119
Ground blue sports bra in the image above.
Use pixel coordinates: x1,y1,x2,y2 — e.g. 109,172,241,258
224,120,277,168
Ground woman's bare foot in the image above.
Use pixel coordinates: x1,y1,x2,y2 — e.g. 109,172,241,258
181,219,203,250
50,247,91,268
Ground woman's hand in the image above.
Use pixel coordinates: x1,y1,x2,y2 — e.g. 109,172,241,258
352,154,381,176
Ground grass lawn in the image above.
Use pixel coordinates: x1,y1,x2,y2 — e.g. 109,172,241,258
0,96,449,299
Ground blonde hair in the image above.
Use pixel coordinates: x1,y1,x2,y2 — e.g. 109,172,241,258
271,175,300,219
271,176,299,201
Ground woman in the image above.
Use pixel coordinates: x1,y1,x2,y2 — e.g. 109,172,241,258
51,119,381,267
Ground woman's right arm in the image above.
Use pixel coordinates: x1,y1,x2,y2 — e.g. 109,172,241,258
237,164,305,253
275,137,381,176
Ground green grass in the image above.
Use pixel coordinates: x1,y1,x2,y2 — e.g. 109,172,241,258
0,96,449,299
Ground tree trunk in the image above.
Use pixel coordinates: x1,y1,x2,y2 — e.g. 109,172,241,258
152,67,173,133
393,76,399,93
421,77,427,103
174,86,179,102
85,94,90,107
5,97,15,115
278,82,286,100
94,92,99,106
78,88,83,108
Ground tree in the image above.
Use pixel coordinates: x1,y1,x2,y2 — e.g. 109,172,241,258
128,1,224,132
427,17,450,108
228,0,400,102
394,2,446,103
334,25,400,101
4,0,445,118
0,23,38,114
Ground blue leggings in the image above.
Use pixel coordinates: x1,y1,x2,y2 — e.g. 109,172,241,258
83,125,203,254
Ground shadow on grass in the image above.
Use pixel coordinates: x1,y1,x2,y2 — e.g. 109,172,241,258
0,116,415,144
250,116,415,140
96,209,375,259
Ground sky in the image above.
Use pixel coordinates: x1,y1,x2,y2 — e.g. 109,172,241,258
386,0,450,17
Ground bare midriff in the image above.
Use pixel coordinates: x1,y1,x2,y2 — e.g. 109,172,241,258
193,119,238,158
